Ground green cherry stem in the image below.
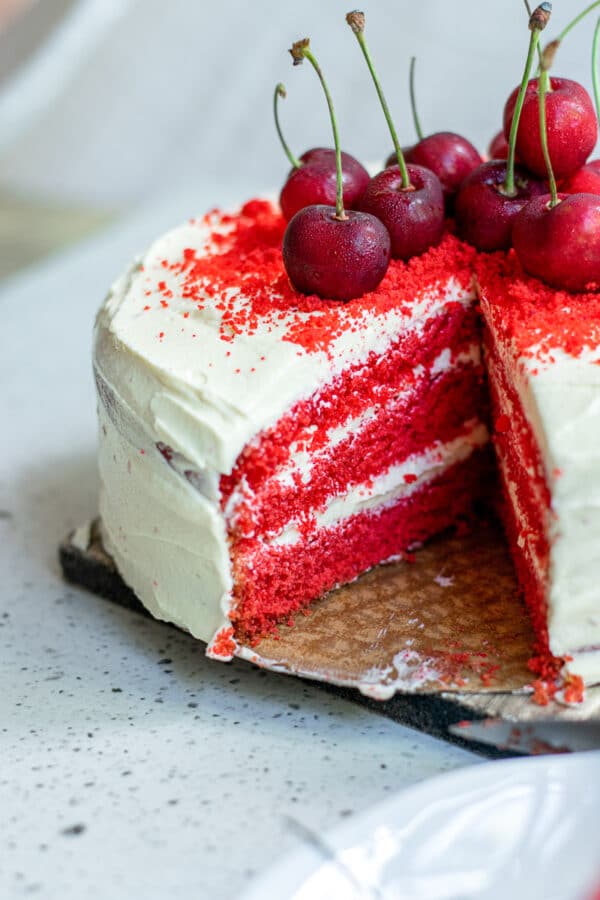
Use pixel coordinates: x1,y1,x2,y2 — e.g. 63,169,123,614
289,39,346,219
523,0,545,67
409,57,424,141
593,17,600,123
557,0,600,43
538,63,559,206
503,3,552,197
346,10,412,189
274,84,301,170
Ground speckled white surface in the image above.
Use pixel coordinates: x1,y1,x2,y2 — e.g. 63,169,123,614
0,184,476,900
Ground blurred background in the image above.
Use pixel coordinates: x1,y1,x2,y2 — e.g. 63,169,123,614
0,0,597,274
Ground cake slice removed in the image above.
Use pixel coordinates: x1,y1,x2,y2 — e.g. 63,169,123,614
478,253,600,685
94,200,489,658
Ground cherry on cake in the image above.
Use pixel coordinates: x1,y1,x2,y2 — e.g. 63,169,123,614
94,200,488,658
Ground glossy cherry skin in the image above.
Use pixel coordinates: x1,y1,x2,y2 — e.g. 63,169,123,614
560,164,600,196
488,130,510,160
386,133,481,207
280,148,370,222
405,133,481,197
503,78,598,179
283,205,391,301
357,164,445,260
513,193,600,292
455,161,547,252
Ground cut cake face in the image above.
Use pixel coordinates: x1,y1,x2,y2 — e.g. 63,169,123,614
478,253,600,684
94,200,489,658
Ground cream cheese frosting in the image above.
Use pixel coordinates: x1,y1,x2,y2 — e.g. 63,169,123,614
485,327,600,684
93,201,478,658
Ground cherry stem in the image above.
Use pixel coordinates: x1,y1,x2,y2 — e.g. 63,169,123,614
347,13,412,189
557,0,600,43
593,17,600,123
274,84,301,170
503,7,550,197
523,0,545,67
409,57,424,141
294,43,346,219
504,31,541,195
538,68,559,206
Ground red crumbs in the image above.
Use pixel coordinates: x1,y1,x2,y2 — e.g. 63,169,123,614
477,251,600,362
208,626,237,659
159,200,476,356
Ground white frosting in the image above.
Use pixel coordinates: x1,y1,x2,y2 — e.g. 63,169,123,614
94,203,478,657
484,324,600,683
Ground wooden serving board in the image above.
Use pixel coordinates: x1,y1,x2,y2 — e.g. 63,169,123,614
59,519,600,758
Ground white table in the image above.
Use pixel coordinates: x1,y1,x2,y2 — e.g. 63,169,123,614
0,184,477,899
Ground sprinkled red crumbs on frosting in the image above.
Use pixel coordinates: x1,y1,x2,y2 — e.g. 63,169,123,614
154,199,477,356
477,251,600,362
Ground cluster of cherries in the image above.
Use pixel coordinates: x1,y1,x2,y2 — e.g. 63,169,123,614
279,5,600,300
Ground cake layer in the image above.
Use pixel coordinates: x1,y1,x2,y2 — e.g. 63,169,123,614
232,449,491,642
478,254,600,683
225,350,485,542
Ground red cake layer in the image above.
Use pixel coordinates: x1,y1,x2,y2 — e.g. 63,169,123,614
230,451,490,643
227,363,486,543
220,301,481,506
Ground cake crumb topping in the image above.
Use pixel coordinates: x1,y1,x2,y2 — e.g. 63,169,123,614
145,200,476,356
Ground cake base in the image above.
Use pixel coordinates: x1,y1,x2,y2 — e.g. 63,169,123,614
60,518,600,756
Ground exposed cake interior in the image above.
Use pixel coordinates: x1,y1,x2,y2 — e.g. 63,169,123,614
169,204,489,643
94,200,490,652
478,252,600,686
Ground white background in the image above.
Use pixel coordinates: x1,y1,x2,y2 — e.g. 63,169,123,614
0,0,597,208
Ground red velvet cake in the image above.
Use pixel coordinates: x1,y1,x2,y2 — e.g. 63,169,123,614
94,201,489,658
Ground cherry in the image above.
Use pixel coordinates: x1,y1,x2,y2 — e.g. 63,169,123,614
280,148,370,222
388,58,481,204
347,11,445,259
560,163,600,196
513,28,600,293
274,85,369,222
513,193,600,291
282,39,390,301
488,130,510,160
503,77,598,178
455,160,546,251
359,165,444,260
403,133,482,201
283,206,391,300
455,4,551,251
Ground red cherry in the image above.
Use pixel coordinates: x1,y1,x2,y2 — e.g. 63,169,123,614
403,133,482,198
283,205,391,301
513,193,600,292
488,130,510,160
455,160,547,252
503,78,598,179
560,164,600,196
358,164,445,260
280,148,370,222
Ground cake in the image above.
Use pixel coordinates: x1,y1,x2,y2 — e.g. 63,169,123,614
94,200,489,659
478,253,600,685
91,5,600,694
